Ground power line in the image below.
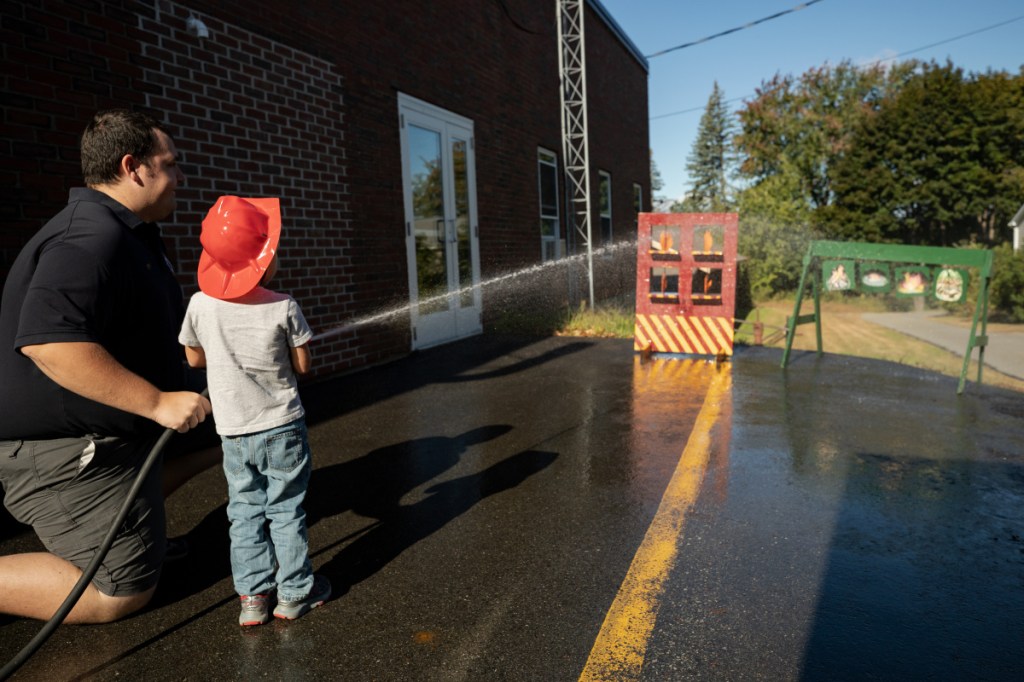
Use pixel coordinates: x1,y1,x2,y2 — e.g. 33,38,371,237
646,0,826,59
874,13,1024,64
651,96,748,122
650,13,1024,122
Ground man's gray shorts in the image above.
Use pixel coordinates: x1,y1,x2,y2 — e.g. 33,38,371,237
0,435,165,597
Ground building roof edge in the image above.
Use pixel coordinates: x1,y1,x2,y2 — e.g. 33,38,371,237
587,0,649,73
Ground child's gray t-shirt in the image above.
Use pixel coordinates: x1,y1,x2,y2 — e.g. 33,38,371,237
179,288,313,436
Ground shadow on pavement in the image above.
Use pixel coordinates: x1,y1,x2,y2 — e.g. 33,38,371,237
773,349,1024,680
152,423,557,607
316,445,557,595
799,451,1024,680
0,335,586,544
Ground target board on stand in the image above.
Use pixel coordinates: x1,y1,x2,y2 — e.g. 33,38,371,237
634,213,738,357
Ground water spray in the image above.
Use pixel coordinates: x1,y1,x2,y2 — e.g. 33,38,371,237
311,240,638,342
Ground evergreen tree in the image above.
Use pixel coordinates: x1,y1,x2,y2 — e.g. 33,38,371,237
650,150,665,205
677,82,734,212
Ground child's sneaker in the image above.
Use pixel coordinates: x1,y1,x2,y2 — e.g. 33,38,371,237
239,593,272,626
273,574,331,620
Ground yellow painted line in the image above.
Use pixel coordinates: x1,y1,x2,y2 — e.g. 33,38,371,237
579,369,731,681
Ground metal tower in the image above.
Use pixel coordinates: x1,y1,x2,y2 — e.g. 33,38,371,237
557,0,595,308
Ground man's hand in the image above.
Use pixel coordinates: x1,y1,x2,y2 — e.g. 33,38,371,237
154,391,213,433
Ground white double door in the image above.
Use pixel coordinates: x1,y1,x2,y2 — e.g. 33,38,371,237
399,94,482,350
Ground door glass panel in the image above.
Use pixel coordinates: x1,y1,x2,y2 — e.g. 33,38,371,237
452,137,473,308
409,125,447,315
400,94,481,350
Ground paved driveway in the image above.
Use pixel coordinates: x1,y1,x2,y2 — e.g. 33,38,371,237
2,337,1023,680
863,310,1024,380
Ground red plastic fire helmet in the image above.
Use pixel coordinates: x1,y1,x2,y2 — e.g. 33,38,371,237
198,196,281,299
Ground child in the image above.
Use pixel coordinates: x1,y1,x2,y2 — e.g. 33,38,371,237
179,195,330,626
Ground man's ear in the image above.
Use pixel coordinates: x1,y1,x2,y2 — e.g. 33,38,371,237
119,153,143,183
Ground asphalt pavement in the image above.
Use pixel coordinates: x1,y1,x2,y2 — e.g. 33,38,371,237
862,310,1024,380
1,335,1023,680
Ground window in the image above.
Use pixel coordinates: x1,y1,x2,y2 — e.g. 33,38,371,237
633,183,643,215
598,170,612,243
538,148,561,261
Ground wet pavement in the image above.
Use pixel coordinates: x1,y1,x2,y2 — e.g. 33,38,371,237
2,336,1023,680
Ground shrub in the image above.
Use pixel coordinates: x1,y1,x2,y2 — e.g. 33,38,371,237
989,243,1024,323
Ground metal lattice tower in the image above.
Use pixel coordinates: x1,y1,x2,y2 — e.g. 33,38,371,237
557,0,595,308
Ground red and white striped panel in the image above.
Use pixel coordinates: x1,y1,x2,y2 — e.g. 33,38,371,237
634,314,733,356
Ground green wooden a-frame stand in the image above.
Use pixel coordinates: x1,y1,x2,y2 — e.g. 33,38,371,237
781,240,994,394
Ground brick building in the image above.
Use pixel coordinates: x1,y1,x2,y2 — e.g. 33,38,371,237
1,0,650,378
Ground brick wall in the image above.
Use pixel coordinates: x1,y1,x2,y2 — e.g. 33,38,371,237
587,10,651,229
2,0,148,275
132,3,370,376
2,0,650,378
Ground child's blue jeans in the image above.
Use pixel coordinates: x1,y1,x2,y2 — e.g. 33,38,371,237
221,418,314,601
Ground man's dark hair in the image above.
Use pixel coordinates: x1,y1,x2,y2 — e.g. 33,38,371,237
81,109,171,186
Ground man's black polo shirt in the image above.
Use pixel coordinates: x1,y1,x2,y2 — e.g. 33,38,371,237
0,188,188,440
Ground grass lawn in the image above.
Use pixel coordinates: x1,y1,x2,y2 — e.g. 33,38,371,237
552,297,1024,393
736,298,1024,393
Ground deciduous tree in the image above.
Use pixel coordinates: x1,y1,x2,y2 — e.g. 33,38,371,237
824,62,1024,246
735,61,907,219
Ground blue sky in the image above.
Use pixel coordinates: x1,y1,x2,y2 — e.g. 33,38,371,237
596,0,1024,203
